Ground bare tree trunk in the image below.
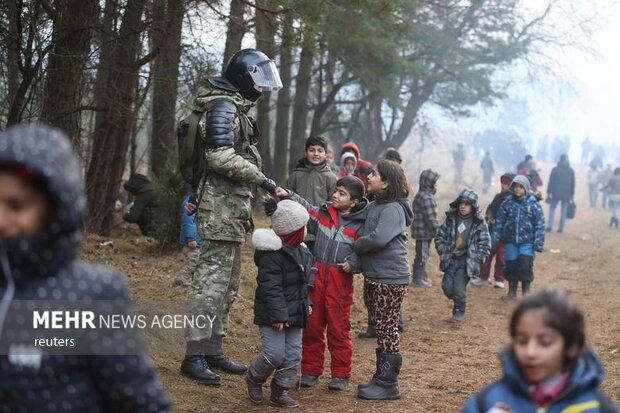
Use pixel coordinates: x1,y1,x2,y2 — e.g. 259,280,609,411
288,30,314,173
150,0,184,176
272,13,293,184
254,0,276,176
4,0,20,126
86,0,148,235
40,0,98,146
221,0,245,71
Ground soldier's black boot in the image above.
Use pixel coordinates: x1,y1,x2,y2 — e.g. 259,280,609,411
181,341,220,385
204,335,247,375
522,281,531,296
506,281,518,299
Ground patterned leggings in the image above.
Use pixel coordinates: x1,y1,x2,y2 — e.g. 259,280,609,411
363,278,408,353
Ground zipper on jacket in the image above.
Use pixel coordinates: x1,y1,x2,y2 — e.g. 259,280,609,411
516,204,521,244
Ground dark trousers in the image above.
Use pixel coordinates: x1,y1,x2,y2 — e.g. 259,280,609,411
441,257,468,312
505,254,534,283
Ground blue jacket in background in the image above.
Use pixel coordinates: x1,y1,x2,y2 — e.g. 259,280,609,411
461,348,618,413
491,194,545,253
179,193,202,247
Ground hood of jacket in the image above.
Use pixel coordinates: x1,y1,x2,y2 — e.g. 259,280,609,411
557,157,571,169
448,189,483,220
339,152,358,170
0,124,85,280
396,198,414,226
340,142,362,159
499,347,605,398
252,228,282,252
123,173,155,195
419,169,439,193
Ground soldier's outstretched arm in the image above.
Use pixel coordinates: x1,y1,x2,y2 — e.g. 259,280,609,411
203,99,270,187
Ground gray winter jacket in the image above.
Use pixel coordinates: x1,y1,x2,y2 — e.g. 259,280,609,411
354,199,414,285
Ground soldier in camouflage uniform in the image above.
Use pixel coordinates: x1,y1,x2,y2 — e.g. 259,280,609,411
181,49,282,385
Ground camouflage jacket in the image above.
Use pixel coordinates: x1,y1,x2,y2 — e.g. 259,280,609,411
193,83,266,243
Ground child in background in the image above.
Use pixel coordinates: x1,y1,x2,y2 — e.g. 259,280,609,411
410,169,440,287
491,175,545,298
353,160,413,401
173,190,203,288
326,149,340,175
0,123,171,412
287,136,338,253
472,173,514,289
435,190,490,323
461,289,618,413
340,152,358,177
276,176,367,391
245,199,313,408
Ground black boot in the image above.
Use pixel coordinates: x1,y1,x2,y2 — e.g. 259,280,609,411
357,352,401,400
521,281,531,296
358,349,381,391
506,281,518,299
181,341,220,385
358,309,377,338
615,218,619,228
204,335,247,374
398,311,405,333
205,354,248,375
610,217,615,228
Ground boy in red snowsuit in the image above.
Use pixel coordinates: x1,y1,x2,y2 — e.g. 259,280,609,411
275,176,367,391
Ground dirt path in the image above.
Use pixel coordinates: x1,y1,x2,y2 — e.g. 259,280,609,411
83,163,619,412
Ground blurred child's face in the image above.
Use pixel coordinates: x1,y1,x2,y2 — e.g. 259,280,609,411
343,159,356,173
305,145,326,165
512,183,526,198
0,171,53,238
458,202,473,216
326,150,334,165
501,183,510,192
331,186,359,213
513,309,577,384
367,169,387,195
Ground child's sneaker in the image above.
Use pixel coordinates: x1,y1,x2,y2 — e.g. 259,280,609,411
471,277,487,287
328,377,349,391
493,281,505,289
451,310,465,323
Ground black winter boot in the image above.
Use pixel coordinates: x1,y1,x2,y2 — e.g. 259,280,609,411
204,335,248,374
412,264,432,287
180,356,220,385
357,352,402,400
358,309,377,338
522,281,531,296
451,301,465,323
506,281,518,299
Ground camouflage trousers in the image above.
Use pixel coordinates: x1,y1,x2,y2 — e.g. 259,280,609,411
185,239,242,342
173,247,200,287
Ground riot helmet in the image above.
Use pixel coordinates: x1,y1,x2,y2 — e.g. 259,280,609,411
223,49,282,101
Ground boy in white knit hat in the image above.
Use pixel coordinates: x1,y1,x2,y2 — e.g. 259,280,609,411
245,198,313,408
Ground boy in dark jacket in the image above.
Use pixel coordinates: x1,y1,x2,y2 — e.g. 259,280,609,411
122,173,159,237
546,154,575,233
246,199,313,408
473,172,515,288
173,191,203,288
276,176,367,391
411,169,440,287
435,190,491,323
492,175,545,298
0,124,171,412
287,136,338,253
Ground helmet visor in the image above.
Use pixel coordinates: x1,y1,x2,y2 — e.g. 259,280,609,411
248,60,283,91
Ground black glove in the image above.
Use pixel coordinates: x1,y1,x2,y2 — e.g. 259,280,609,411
260,177,277,193
263,197,278,217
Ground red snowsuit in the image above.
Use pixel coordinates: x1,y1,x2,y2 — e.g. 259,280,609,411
287,191,367,379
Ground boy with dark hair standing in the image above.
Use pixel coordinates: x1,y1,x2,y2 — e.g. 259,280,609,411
492,175,546,298
287,135,338,253
411,169,440,287
275,176,367,391
435,190,491,323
